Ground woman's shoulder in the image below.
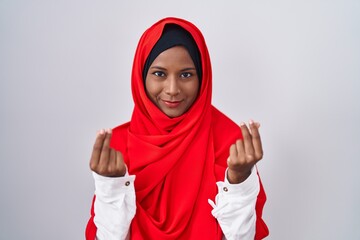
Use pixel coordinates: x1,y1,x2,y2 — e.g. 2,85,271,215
112,122,131,133
211,106,241,136
109,122,131,150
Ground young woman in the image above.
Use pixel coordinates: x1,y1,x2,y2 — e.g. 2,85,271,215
86,17,269,240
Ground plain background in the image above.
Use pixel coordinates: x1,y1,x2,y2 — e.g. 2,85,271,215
1,0,359,239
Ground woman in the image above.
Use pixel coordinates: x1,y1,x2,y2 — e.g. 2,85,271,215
86,17,269,240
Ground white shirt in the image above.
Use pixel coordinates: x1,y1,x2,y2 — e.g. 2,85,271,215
93,167,259,240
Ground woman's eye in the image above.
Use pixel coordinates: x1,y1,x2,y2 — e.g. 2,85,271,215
153,71,165,77
180,72,192,78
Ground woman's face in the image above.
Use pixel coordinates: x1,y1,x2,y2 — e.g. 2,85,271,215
145,46,200,118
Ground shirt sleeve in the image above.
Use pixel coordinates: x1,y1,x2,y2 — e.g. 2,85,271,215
208,166,260,240
92,171,136,240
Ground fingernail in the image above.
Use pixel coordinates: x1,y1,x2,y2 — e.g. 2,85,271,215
100,129,105,135
240,122,246,126
106,128,112,134
249,119,254,125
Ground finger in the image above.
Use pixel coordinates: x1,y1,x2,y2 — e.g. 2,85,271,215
235,139,245,162
108,148,116,173
240,122,255,161
228,143,238,166
249,120,261,131
90,129,106,170
98,129,112,167
249,120,263,160
115,151,126,176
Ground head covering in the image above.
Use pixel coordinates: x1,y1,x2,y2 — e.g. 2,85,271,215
86,17,268,240
142,24,202,84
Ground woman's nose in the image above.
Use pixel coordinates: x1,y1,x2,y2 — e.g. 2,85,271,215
165,77,180,96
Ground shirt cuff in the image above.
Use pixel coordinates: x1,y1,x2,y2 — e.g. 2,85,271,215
92,171,136,201
217,166,260,198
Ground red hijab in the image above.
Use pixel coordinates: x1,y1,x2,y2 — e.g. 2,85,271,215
86,17,268,240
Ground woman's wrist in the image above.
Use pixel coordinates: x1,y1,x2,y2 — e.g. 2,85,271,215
227,169,251,184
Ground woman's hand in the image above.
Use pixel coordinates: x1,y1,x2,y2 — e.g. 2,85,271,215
89,129,126,177
227,120,263,184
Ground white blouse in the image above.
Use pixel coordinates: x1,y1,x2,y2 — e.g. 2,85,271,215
93,166,260,240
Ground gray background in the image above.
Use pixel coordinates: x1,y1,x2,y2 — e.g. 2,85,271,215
1,0,359,239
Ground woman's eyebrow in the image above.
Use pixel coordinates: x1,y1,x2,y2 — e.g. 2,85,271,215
150,66,166,70
181,67,196,71
149,66,196,71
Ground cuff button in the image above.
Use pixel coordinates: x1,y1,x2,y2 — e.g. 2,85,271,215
125,181,130,186
223,187,228,192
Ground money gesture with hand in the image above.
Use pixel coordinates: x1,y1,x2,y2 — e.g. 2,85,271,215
227,120,263,184
89,129,126,177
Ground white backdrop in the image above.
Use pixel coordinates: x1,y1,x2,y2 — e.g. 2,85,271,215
1,0,359,239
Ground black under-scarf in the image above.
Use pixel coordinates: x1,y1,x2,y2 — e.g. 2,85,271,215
142,24,202,85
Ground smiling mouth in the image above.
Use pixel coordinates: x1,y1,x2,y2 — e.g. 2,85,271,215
162,100,182,108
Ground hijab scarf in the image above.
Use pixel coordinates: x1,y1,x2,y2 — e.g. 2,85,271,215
86,17,269,240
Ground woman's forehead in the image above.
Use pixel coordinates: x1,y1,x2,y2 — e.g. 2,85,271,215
150,46,195,67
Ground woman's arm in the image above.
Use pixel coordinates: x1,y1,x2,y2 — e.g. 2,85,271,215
86,129,136,240
209,167,259,240
90,172,136,240
209,120,269,239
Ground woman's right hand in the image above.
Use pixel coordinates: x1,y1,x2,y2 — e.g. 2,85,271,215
89,129,126,177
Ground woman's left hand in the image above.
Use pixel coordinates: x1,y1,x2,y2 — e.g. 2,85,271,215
227,120,263,184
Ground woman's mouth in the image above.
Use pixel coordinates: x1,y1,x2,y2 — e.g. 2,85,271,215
162,100,182,108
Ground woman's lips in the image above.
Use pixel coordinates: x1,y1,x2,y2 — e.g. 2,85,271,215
162,100,182,108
